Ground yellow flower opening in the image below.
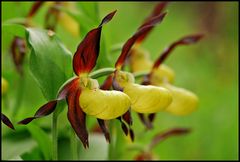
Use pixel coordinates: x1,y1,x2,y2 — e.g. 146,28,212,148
79,77,131,120
1,77,8,95
114,70,173,113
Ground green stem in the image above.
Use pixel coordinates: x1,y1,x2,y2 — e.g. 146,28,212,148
70,130,78,160
52,112,58,160
12,75,25,118
133,71,149,79
89,68,116,79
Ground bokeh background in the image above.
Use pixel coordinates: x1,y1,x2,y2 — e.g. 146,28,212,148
1,2,238,160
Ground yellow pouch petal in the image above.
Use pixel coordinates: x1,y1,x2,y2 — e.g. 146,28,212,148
161,83,198,115
123,83,172,113
2,77,8,95
80,89,131,120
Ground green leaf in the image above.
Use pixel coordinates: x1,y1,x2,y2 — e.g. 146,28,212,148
26,28,72,100
2,23,26,38
76,2,100,23
20,147,43,160
27,123,52,160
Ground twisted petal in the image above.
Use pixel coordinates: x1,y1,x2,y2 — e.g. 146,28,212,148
152,34,204,70
80,89,131,120
162,84,199,115
123,83,172,113
67,89,89,148
1,113,15,130
115,13,167,69
73,10,116,75
137,2,169,43
27,1,45,18
18,78,79,125
97,119,110,143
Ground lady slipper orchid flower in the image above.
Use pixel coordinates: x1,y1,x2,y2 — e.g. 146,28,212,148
18,11,131,148
138,34,203,128
147,34,203,116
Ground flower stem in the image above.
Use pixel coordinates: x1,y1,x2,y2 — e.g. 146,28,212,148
89,68,116,79
70,130,78,160
52,112,58,160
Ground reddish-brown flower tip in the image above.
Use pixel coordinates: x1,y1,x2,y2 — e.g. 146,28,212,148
10,36,27,75
149,128,191,149
152,34,204,70
67,89,89,148
99,10,117,27
115,14,167,70
1,113,15,130
18,100,58,125
100,75,113,90
97,119,110,143
73,11,116,76
129,128,135,142
27,1,45,18
136,2,168,44
148,113,156,123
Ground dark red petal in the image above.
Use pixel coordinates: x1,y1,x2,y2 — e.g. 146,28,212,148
129,128,135,142
18,100,58,125
149,128,191,149
97,119,110,143
137,2,169,43
137,113,153,129
1,113,15,130
27,1,44,18
148,113,156,123
152,34,204,70
100,75,113,90
10,36,27,75
122,110,132,126
115,13,167,69
73,10,116,75
67,89,89,148
117,117,128,136
57,77,80,100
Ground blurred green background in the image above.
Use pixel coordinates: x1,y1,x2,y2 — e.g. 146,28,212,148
1,2,238,160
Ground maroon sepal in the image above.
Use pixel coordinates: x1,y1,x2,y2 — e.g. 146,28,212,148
152,34,204,70
100,75,113,90
67,89,89,148
73,10,116,75
115,13,167,69
27,1,44,18
97,119,110,143
122,110,132,126
149,128,191,149
148,113,156,123
136,2,169,43
117,117,128,136
137,113,153,129
18,100,58,125
1,113,15,130
10,36,27,75
129,128,135,142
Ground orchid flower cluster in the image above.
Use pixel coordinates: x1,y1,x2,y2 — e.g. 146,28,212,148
2,2,203,149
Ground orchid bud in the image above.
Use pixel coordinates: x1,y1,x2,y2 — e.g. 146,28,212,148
59,12,79,37
150,65,175,84
79,78,131,120
158,83,198,115
1,77,8,95
129,46,175,83
114,70,172,113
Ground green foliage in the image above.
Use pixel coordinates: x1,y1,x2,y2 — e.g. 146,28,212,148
26,28,72,100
